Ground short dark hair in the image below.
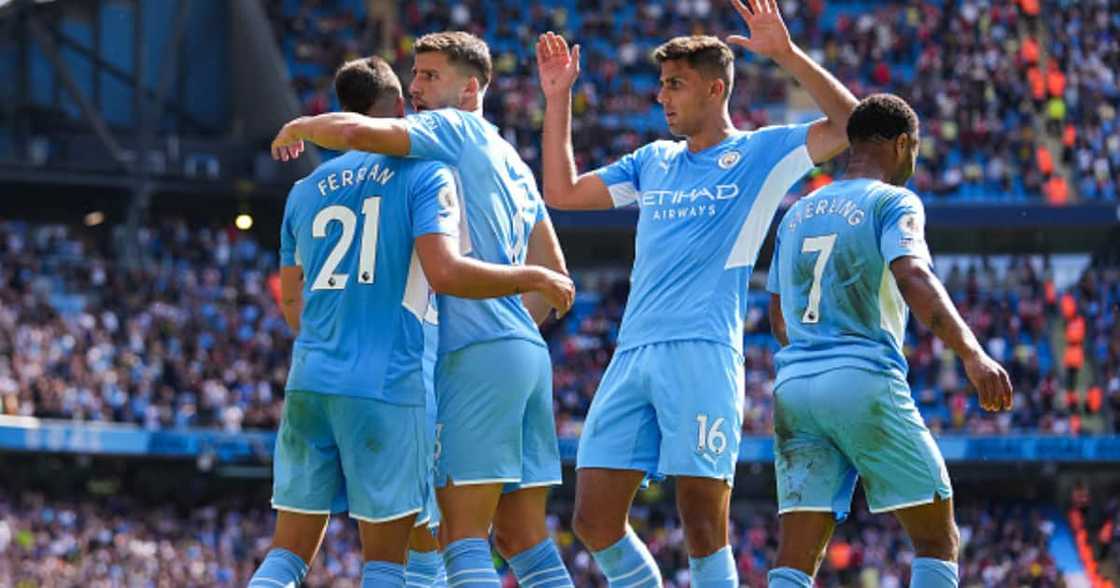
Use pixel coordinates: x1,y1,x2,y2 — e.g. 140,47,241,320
846,94,920,144
415,31,493,88
652,36,734,94
334,56,401,116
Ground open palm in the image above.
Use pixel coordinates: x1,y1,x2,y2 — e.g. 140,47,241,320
727,0,793,60
537,32,581,100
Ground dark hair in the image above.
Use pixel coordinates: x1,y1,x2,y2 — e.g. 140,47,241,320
652,36,734,94
414,31,493,88
334,56,401,116
846,94,919,144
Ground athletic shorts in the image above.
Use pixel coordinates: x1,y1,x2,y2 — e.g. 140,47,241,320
773,367,953,520
434,338,561,491
271,390,427,524
576,340,745,485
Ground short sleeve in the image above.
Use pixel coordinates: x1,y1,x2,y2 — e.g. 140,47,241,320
766,235,782,295
592,146,650,208
879,190,932,265
406,109,467,163
410,163,461,239
750,122,814,172
279,188,300,267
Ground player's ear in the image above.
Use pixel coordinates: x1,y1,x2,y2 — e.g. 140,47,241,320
461,76,481,107
394,95,405,118
711,78,726,100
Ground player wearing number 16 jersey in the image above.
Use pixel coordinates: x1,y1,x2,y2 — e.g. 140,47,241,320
537,2,859,583
765,94,1013,588
251,57,573,588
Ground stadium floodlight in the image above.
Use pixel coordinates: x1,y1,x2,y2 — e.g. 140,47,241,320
84,211,105,227
235,213,254,231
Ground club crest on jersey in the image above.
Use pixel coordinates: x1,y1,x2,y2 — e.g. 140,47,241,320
718,151,741,169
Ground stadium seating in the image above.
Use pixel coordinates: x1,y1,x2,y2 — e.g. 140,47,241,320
2,219,1116,437
0,488,1069,587
265,0,1120,203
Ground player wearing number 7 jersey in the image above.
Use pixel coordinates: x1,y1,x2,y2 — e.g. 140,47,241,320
765,95,1013,588
250,57,573,588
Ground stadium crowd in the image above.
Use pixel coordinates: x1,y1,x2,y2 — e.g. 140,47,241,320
0,489,1066,587
266,0,1120,203
1,219,1116,437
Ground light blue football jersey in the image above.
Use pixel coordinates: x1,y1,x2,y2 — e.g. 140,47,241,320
594,124,814,355
406,108,548,354
766,178,932,388
280,151,459,405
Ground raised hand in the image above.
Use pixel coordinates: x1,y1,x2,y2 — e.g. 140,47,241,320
726,0,794,60
536,32,581,101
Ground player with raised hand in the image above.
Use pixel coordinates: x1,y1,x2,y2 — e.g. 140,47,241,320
250,56,572,588
270,32,576,588
765,94,1013,588
536,0,858,585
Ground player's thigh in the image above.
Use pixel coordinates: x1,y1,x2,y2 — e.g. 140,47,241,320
271,510,331,565
272,390,345,516
572,468,647,551
893,495,959,560
434,339,542,486
493,486,551,558
650,341,744,483
821,369,953,514
575,347,660,477
774,511,837,576
357,513,420,565
773,376,859,519
331,396,428,525
507,344,562,492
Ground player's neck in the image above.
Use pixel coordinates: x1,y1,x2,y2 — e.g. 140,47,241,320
685,119,736,153
844,152,892,183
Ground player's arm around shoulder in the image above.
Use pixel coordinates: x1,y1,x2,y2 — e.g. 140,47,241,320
271,112,411,160
536,32,615,211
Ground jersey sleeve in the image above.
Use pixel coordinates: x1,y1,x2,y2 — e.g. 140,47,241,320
766,234,782,295
405,109,467,164
750,123,815,173
879,190,932,265
410,163,461,239
592,145,650,208
279,187,300,267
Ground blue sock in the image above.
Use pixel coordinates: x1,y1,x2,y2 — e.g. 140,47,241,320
249,548,308,587
362,560,405,587
407,549,447,587
442,538,499,587
768,566,813,588
689,545,737,587
911,557,959,588
507,538,573,588
591,529,661,587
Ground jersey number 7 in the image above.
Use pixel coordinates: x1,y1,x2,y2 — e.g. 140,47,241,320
800,233,837,324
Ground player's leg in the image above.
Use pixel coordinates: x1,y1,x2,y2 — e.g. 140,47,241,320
492,487,571,588
573,346,662,586
893,496,960,588
767,373,858,588
356,514,421,586
491,344,572,587
823,369,957,588
407,526,446,588
251,390,343,586
653,341,745,587
334,395,431,587
433,340,545,587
